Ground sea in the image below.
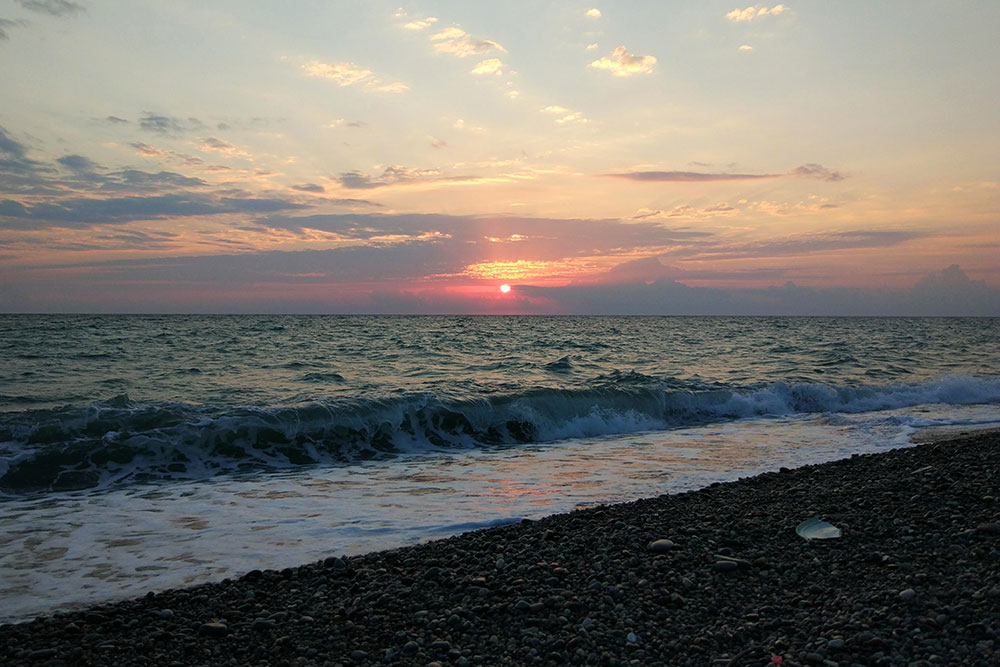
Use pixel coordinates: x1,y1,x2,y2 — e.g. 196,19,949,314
1,315,998,623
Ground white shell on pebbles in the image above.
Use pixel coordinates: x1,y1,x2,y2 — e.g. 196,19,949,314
796,517,842,540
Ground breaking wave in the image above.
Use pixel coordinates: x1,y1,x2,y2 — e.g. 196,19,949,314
1,375,998,496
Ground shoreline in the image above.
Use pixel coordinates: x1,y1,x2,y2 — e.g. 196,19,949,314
2,431,998,666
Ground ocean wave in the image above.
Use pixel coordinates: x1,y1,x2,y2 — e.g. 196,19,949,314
1,375,998,496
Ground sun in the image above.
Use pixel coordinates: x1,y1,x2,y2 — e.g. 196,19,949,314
499,283,511,293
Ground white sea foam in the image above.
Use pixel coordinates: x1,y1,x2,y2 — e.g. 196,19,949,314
3,375,999,496
1,401,997,624
2,316,998,622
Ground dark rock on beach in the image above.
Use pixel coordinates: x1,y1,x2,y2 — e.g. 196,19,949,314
2,431,999,665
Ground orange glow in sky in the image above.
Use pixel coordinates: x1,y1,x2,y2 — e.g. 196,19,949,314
0,3,998,314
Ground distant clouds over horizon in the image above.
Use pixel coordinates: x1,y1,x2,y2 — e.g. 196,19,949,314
1,2,998,313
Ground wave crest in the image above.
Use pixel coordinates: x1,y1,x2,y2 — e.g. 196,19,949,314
1,375,997,496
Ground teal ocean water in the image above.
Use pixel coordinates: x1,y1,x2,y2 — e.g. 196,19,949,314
1,315,998,620
3,315,999,495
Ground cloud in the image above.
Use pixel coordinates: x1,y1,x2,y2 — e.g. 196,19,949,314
264,212,705,253
303,60,408,93
334,166,525,192
15,0,84,16
555,112,585,124
0,193,309,228
216,197,308,213
586,43,598,50
13,254,996,316
130,141,163,157
585,9,602,18
302,60,373,86
430,27,506,58
199,136,251,158
104,115,129,124
336,165,446,189
540,105,587,124
791,163,844,182
139,113,204,134
0,18,25,40
598,256,674,284
403,16,437,30
470,58,503,75
589,46,656,77
726,5,787,22
370,82,409,93
0,125,47,175
605,169,777,182
200,136,233,151
1,127,31,162
703,202,737,213
0,195,218,227
686,230,922,261
518,263,999,316
327,119,367,129
739,44,753,51
102,170,208,191
914,264,985,290
632,201,745,220
12,205,989,315
196,214,702,298
292,183,325,193
0,131,216,198
88,229,179,250
327,198,383,208
128,142,203,166
57,154,100,170
630,208,664,220
0,128,33,163
125,141,206,169
606,164,845,183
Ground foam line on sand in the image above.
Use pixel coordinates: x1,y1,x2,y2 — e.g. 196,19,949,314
2,431,998,666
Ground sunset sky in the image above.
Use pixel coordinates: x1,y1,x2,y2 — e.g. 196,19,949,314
1,0,998,313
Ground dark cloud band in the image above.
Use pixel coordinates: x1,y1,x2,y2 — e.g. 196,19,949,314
604,163,845,183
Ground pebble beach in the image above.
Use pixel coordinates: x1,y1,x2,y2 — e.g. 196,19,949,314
2,430,998,667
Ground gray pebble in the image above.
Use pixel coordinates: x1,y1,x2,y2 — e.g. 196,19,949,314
198,622,228,637
28,648,58,660
252,618,276,631
3,430,999,667
649,539,676,552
